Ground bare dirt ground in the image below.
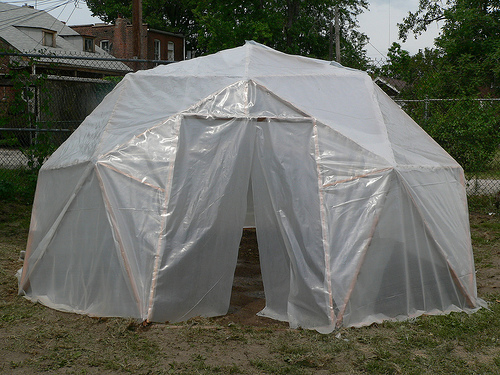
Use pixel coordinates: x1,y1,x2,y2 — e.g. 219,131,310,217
469,213,500,296
215,228,288,329
1,207,500,374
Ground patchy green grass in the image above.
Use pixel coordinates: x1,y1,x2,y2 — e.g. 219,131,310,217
0,201,499,374
0,201,31,244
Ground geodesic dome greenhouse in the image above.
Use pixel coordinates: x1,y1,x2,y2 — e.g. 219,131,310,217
19,41,483,333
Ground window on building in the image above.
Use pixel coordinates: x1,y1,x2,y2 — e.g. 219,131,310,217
167,41,175,61
100,40,110,53
84,38,94,53
154,39,161,60
42,31,55,47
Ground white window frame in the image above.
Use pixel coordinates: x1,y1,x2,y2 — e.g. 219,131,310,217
167,41,174,61
154,39,161,60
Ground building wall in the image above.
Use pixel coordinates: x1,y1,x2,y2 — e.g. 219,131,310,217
71,19,184,61
146,30,183,61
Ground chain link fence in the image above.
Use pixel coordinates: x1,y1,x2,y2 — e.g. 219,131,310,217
394,98,500,198
0,51,499,203
0,51,174,201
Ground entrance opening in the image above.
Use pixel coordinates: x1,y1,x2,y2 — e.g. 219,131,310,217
215,229,288,328
228,228,264,315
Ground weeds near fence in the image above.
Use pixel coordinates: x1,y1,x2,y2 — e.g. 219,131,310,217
0,169,37,203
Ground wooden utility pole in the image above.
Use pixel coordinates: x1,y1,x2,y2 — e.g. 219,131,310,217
329,21,333,61
335,5,341,63
132,0,142,59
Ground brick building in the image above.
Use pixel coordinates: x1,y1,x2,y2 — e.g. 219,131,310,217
71,17,185,62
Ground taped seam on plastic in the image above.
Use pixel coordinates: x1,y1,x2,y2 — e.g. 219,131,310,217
94,78,130,158
395,171,476,309
147,115,182,321
312,119,336,328
245,42,250,80
99,115,179,161
95,163,143,317
95,162,165,192
335,212,382,328
367,76,397,166
323,167,393,188
182,114,309,122
20,163,94,292
177,272,227,321
394,165,461,171
244,77,249,118
249,79,311,118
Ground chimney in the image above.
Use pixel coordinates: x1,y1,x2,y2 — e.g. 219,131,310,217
114,17,127,59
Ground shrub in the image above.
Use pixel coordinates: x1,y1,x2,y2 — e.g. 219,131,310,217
422,99,500,173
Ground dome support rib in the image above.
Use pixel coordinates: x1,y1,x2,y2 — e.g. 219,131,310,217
396,172,476,309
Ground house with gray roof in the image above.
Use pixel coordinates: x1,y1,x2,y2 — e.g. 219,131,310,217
0,2,130,77
0,3,132,150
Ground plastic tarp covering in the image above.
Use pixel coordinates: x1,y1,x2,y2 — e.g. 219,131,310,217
19,41,483,332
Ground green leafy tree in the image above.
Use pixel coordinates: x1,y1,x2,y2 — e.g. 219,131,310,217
189,0,370,67
4,57,57,170
85,0,193,30
398,0,500,97
86,0,197,50
86,0,370,68
370,42,442,99
394,1,500,172
187,0,282,55
425,100,500,172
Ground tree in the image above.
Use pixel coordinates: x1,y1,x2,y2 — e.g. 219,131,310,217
398,0,500,97
395,1,500,172
86,0,197,50
189,0,370,67
86,0,192,30
86,0,370,68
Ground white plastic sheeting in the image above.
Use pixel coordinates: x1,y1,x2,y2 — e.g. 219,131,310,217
19,42,484,332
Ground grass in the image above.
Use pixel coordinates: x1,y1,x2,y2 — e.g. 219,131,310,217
0,201,499,374
0,169,37,204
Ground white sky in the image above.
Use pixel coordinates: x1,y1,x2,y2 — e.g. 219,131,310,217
10,0,442,60
358,0,443,59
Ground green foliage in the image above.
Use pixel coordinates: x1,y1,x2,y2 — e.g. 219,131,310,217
1,55,57,171
410,99,500,172
190,0,369,66
374,2,500,173
189,0,282,55
86,0,371,67
370,43,442,93
103,75,125,84
0,169,37,203
398,0,500,97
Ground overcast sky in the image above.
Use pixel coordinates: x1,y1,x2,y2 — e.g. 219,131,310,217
358,0,442,59
12,0,442,60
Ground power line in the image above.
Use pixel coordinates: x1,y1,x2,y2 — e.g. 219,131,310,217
0,2,71,32
32,0,70,49
368,41,387,60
